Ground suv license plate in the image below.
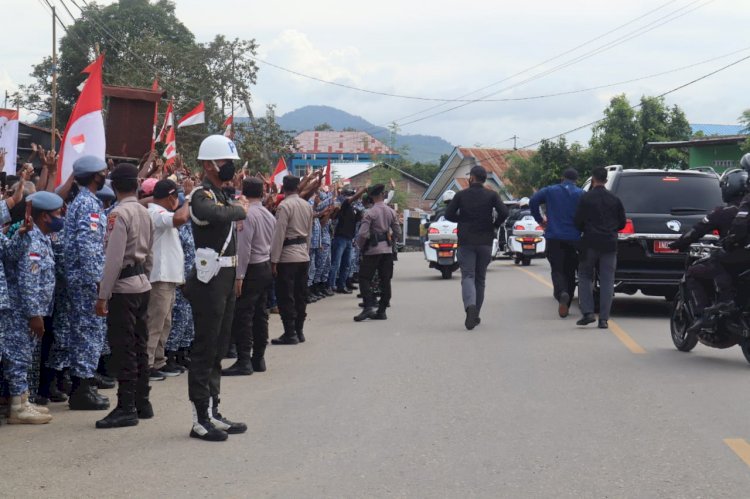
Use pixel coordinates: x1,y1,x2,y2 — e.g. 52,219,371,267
654,240,678,254
438,251,453,258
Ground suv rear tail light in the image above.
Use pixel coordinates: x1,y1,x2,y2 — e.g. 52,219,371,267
453,228,458,234
619,219,635,234
662,177,680,182
514,225,525,230
428,227,439,234
535,226,543,231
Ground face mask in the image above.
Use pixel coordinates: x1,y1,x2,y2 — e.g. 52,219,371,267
217,161,235,182
48,215,64,233
222,187,236,199
95,173,106,190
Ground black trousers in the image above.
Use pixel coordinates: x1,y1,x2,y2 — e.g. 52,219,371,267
360,253,394,310
107,291,150,383
546,239,579,301
184,267,236,402
275,262,309,333
231,261,273,360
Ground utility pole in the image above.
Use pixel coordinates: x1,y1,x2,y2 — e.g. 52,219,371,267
513,135,518,151
51,5,58,148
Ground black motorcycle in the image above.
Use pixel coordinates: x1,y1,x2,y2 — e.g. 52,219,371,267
670,242,750,363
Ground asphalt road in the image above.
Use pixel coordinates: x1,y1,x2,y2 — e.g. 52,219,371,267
3,252,750,498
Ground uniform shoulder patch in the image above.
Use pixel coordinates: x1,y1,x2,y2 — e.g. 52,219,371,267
107,213,118,232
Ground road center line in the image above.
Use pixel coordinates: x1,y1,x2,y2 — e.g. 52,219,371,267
724,439,750,468
513,266,646,354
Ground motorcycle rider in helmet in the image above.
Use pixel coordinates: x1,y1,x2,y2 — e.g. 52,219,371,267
431,190,456,223
669,166,748,333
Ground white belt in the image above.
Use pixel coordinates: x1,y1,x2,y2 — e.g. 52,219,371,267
219,256,236,267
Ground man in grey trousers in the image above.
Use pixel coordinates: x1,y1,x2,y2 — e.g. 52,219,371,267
574,166,627,329
445,164,508,330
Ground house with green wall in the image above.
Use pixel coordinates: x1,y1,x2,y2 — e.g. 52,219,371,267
647,123,748,173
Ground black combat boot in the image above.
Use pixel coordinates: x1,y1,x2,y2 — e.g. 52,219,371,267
190,399,228,442
211,396,247,435
135,374,153,419
95,381,138,429
162,351,184,375
354,307,377,322
94,372,116,390
271,323,299,345
221,359,253,376
251,344,267,372
69,377,110,411
48,371,69,403
296,318,306,343
224,343,238,359
373,306,388,320
35,366,56,405
176,347,191,370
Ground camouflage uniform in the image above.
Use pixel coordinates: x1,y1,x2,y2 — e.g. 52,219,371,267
307,200,322,287
349,200,366,278
167,223,195,351
0,201,13,367
313,194,334,286
47,230,71,371
63,188,106,379
1,226,56,396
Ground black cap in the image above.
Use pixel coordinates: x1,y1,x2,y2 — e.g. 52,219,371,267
470,165,487,183
153,179,179,199
109,163,139,181
367,183,385,198
563,168,579,181
282,175,300,192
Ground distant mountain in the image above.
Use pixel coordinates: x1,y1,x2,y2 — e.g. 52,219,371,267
274,105,455,164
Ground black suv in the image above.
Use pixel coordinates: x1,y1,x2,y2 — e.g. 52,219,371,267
585,166,723,300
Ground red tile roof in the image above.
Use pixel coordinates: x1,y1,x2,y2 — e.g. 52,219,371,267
295,131,395,154
458,147,534,179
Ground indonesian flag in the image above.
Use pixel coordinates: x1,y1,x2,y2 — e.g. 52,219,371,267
223,115,233,137
324,157,332,186
177,101,205,128
0,109,19,175
155,98,173,144
163,125,176,165
271,157,288,188
57,54,106,186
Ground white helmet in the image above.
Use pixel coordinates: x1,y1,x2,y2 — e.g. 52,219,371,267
197,135,241,161
442,190,456,203
519,197,530,207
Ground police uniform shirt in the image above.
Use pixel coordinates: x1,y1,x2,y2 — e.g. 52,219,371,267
356,201,402,256
270,193,314,264
236,200,276,279
98,197,154,300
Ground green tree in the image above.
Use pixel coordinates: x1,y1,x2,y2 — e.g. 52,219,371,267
314,123,334,131
400,161,441,183
367,165,407,209
504,138,591,197
589,94,641,168
739,109,750,133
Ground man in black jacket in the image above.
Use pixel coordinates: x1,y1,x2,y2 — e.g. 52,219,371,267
445,165,508,330
574,167,626,329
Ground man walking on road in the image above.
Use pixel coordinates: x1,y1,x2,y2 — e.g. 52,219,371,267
353,184,402,322
183,135,247,442
445,165,508,330
270,175,314,345
574,167,626,329
530,168,583,318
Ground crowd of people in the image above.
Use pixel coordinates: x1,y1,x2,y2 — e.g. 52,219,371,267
0,134,401,442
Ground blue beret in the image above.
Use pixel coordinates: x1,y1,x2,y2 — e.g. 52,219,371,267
96,184,115,201
72,155,107,176
27,191,64,211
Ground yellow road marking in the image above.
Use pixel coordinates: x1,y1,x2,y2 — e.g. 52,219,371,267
514,266,646,354
725,439,750,468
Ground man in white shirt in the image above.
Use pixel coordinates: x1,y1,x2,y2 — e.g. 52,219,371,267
146,180,190,380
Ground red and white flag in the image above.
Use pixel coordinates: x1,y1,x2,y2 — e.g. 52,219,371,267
0,109,19,175
155,98,174,144
57,54,106,186
271,157,288,188
177,101,205,128
223,115,233,137
324,157,332,186
163,125,176,165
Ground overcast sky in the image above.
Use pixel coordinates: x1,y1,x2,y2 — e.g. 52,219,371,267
2,0,748,150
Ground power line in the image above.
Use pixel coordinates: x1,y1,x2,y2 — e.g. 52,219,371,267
395,0,714,128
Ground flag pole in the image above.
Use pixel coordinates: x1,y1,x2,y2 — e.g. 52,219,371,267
51,5,57,148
